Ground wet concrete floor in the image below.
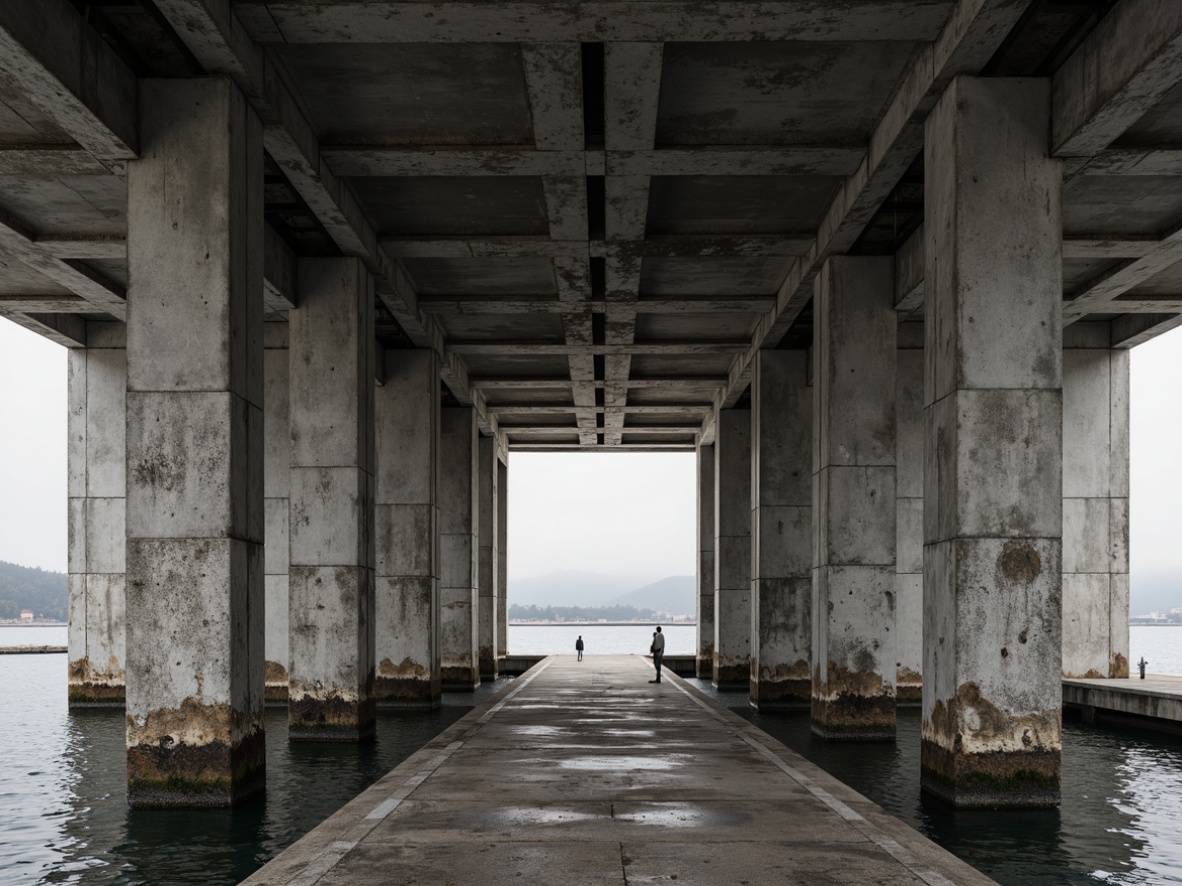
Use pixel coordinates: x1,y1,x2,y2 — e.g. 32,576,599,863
240,655,997,885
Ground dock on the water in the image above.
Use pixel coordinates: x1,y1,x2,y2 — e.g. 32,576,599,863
242,655,996,886
1064,674,1182,732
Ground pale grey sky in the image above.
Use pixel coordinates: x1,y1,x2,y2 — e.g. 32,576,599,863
1,315,1180,580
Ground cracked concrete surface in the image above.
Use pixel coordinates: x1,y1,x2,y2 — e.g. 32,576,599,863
240,655,1000,886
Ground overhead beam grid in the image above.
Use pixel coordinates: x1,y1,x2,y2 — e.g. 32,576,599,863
1,1,1182,446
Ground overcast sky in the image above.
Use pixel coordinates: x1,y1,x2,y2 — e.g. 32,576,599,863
2,316,1180,581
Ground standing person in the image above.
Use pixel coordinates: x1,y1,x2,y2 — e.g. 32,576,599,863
575,635,584,662
649,626,665,683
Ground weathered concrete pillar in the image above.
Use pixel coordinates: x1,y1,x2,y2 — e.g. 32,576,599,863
125,78,265,807
67,322,126,706
263,322,290,702
1063,330,1129,679
896,322,924,705
696,442,715,678
374,349,441,706
440,406,479,688
477,435,499,678
922,77,1062,807
713,408,751,689
811,256,897,740
497,456,508,657
750,350,811,708
288,258,376,739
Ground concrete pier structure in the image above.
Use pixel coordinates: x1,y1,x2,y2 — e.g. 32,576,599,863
374,350,441,706
811,257,897,740
750,351,812,708
4,0,1182,816
476,435,499,679
439,407,480,689
695,443,715,679
124,78,265,806
713,408,752,689
1062,336,1130,679
922,78,1063,807
67,323,126,706
288,258,377,740
263,322,290,702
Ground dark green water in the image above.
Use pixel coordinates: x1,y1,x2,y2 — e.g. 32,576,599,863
0,647,509,885
689,680,1182,886
5,645,1181,886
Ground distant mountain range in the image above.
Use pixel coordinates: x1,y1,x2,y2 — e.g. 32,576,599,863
1132,569,1182,616
508,571,695,615
0,560,67,621
4,558,1177,624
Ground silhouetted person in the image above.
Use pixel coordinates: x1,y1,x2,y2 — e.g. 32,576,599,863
649,626,665,683
575,635,584,662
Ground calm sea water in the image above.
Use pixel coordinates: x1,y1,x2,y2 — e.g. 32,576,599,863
508,622,696,656
0,635,507,885
3,625,1181,886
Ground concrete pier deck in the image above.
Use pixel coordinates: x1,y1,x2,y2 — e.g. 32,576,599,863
242,655,996,886
1063,674,1182,732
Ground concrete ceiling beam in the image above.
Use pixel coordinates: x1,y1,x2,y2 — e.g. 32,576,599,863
448,342,748,356
714,0,1034,416
232,1,951,43
418,297,774,314
1064,221,1182,321
0,0,138,169
1067,148,1182,178
0,147,112,177
490,405,711,415
152,0,498,439
0,310,88,347
34,237,127,260
0,212,126,320
1052,0,1182,158
470,377,728,390
0,295,102,314
1111,312,1182,348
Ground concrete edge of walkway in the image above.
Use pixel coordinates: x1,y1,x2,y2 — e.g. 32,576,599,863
661,664,1001,886
239,655,1000,886
237,656,557,886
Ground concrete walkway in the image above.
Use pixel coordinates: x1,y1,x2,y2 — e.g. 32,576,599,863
1064,673,1182,727
242,656,996,886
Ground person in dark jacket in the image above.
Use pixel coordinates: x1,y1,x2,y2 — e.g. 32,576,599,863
649,626,665,683
575,635,584,662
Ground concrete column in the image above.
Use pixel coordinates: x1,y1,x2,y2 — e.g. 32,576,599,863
811,256,897,740
922,76,1062,807
67,322,126,706
263,322,290,702
896,322,924,705
713,408,751,689
750,350,811,708
695,442,715,678
1063,332,1130,679
440,406,479,688
497,456,508,657
374,349,441,706
478,435,499,678
288,258,376,739
125,78,265,807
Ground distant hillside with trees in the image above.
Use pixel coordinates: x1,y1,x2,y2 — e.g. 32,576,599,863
509,604,672,623
0,560,67,621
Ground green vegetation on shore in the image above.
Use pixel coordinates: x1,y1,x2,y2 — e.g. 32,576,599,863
0,561,67,621
509,603,676,623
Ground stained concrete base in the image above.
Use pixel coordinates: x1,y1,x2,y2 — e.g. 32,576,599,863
240,655,1000,886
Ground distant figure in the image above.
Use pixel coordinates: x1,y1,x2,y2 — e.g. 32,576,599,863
1139,657,1148,679
576,635,584,662
649,626,665,683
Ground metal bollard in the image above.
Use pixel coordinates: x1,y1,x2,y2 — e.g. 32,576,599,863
1138,657,1148,679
